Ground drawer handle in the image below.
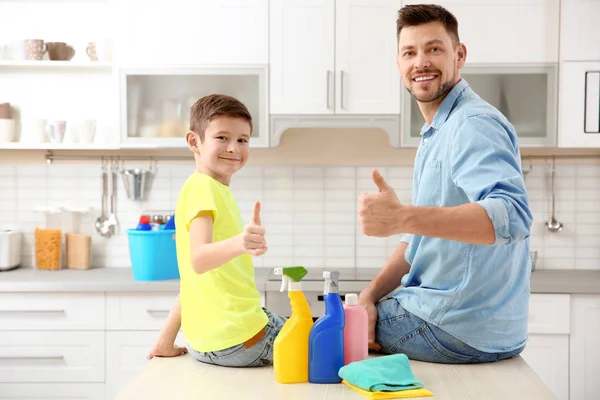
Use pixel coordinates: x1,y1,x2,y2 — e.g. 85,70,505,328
0,356,65,361
0,309,65,314
146,309,170,316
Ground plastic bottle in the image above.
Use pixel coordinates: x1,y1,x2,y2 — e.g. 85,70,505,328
136,215,152,231
308,271,345,384
273,266,314,384
343,293,368,365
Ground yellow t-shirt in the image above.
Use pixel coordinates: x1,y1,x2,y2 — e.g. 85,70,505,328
175,172,268,352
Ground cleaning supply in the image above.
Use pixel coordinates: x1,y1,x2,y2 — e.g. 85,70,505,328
272,266,314,384
136,215,152,231
338,354,425,392
343,293,368,365
308,270,345,384
342,380,434,399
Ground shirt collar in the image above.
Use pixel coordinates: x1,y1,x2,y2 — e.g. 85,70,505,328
420,78,470,135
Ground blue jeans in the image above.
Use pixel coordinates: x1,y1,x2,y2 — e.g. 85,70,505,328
376,295,525,364
187,308,286,368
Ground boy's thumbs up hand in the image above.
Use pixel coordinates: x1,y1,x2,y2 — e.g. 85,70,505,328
242,201,267,257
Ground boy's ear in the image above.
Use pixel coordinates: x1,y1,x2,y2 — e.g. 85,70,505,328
186,131,201,154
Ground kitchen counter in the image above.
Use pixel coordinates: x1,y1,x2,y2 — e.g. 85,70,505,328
1,266,600,294
115,354,555,400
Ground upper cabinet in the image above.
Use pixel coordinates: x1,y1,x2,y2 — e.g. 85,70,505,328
558,62,600,148
560,0,600,61
402,0,560,64
269,0,401,115
117,0,268,65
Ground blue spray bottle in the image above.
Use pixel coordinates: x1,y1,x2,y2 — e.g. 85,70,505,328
308,271,345,384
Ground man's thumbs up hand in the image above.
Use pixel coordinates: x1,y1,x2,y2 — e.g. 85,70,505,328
242,201,267,256
359,168,403,237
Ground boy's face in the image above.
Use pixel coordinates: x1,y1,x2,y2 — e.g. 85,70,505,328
189,116,251,183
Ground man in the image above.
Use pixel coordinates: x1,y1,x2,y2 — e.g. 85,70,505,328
358,4,532,364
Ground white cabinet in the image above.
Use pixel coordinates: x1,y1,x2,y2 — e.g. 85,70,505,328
0,384,105,400
106,331,186,400
570,295,600,400
522,334,570,400
106,292,178,330
269,0,401,115
560,0,600,61
117,0,268,65
522,294,570,400
402,0,560,64
558,62,600,148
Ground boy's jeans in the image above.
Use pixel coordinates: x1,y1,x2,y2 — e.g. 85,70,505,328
188,308,286,367
376,295,525,364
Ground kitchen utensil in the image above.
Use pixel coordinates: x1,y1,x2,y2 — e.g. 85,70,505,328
121,160,155,201
0,230,21,271
530,250,538,271
95,161,113,237
105,161,119,234
546,157,563,233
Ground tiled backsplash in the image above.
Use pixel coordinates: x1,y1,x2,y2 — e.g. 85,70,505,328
1,161,599,271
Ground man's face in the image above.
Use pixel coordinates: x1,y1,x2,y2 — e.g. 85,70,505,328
397,21,466,103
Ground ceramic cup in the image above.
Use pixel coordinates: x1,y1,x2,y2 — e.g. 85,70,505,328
0,119,17,143
45,120,66,143
19,118,46,143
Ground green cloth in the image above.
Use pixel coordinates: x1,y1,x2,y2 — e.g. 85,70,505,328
338,354,424,392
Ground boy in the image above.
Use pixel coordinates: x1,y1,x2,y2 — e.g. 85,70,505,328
148,94,286,367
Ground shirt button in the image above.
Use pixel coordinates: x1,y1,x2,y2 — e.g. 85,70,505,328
424,138,430,143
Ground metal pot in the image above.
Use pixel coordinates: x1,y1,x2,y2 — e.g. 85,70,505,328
121,167,154,201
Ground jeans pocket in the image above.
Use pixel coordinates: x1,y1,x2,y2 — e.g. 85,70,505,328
211,344,246,360
421,324,480,363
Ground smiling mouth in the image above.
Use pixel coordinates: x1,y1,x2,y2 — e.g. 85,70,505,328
219,157,241,161
412,75,438,82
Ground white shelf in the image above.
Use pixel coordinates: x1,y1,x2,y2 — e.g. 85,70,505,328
0,60,113,69
0,142,119,150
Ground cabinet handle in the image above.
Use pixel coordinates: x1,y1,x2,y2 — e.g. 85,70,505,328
0,309,65,314
340,70,346,110
584,71,600,133
0,356,64,361
146,309,170,316
326,70,332,110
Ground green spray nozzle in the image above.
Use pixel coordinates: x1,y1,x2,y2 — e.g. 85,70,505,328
274,267,308,292
323,270,340,295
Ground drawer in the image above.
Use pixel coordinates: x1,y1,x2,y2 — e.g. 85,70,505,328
0,383,105,400
528,294,570,334
106,292,179,330
0,331,105,383
0,293,105,331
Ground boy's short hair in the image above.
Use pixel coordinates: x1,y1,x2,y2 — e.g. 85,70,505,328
189,94,253,141
396,4,460,48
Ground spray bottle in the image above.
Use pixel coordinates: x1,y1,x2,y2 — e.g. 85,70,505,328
273,266,314,384
308,271,345,384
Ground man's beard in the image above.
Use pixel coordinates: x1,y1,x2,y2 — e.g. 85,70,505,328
407,64,457,103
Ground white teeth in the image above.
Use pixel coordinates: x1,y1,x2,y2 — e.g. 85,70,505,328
415,75,435,82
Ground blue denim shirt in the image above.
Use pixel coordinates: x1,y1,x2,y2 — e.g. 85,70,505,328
395,78,533,353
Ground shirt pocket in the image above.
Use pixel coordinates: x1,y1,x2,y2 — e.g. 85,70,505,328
417,160,442,206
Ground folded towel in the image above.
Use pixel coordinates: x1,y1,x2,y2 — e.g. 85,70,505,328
342,380,434,399
338,354,424,392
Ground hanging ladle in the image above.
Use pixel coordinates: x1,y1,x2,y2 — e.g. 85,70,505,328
546,157,563,233
95,159,113,237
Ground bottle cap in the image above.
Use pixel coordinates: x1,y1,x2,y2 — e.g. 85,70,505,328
345,293,358,305
139,215,150,224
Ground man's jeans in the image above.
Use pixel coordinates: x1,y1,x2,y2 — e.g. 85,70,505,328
376,295,525,364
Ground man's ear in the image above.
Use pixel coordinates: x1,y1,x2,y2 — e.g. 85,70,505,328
457,43,467,68
186,131,201,154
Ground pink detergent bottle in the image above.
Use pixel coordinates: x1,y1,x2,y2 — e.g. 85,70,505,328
343,293,368,365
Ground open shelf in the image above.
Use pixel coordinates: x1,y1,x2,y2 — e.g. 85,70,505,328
0,60,113,69
0,142,119,150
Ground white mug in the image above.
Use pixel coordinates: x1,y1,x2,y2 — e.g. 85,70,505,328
0,119,16,143
19,118,46,143
67,119,96,143
3,40,26,60
45,120,66,143
86,39,112,62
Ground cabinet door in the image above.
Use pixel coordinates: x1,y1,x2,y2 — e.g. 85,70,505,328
570,295,600,400
403,0,559,64
0,384,105,400
560,0,600,61
521,334,570,400
269,0,335,114
106,331,186,400
117,0,268,65
335,0,401,114
558,62,600,148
